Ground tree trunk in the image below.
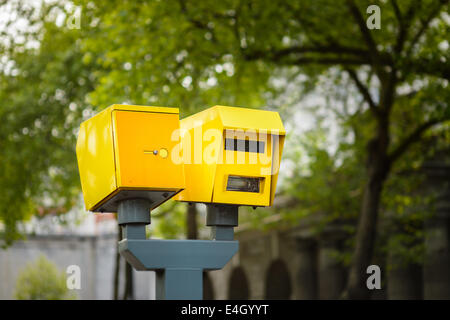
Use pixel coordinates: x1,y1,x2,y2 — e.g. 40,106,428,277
346,132,391,299
187,203,198,240
346,173,385,298
345,71,397,299
113,228,121,300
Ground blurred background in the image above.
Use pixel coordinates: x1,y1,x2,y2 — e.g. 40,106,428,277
0,0,449,300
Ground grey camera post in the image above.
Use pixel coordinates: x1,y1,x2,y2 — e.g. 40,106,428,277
116,199,239,299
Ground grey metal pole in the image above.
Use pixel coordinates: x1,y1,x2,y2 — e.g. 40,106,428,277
156,268,203,300
117,200,239,300
117,199,151,240
206,204,238,241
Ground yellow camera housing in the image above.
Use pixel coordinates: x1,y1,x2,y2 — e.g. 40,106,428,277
174,106,285,207
76,104,185,212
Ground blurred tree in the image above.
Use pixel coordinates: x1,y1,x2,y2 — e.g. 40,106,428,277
0,1,95,245
1,0,449,300
73,0,450,298
14,255,77,300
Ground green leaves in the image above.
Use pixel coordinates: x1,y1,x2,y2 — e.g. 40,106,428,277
0,0,448,245
74,0,270,114
14,255,77,300
0,2,95,245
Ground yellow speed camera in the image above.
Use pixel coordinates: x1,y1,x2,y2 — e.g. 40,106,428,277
174,106,285,207
76,104,185,212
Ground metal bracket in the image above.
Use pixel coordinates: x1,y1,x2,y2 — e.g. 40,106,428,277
116,199,239,300
206,204,238,241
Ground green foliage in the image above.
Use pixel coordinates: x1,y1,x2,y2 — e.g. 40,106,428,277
1,0,449,252
14,255,76,300
151,201,187,239
0,2,95,245
75,0,271,116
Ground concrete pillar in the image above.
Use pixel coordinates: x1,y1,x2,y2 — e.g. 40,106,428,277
423,160,450,299
387,252,422,299
318,226,346,299
295,237,317,299
423,191,450,298
424,216,450,299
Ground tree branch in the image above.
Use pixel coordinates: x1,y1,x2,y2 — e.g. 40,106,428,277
390,0,403,23
178,0,218,43
403,58,450,81
276,45,369,58
243,44,370,62
281,57,373,66
242,43,395,71
345,68,378,115
346,0,378,53
389,117,445,162
406,0,449,57
345,0,389,79
391,0,419,54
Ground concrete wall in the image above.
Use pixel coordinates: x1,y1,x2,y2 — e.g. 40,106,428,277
1,160,448,300
1,219,448,300
208,217,449,300
207,160,450,300
0,234,155,300
208,225,346,300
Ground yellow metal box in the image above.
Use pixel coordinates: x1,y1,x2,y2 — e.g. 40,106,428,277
76,104,185,212
174,106,285,207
